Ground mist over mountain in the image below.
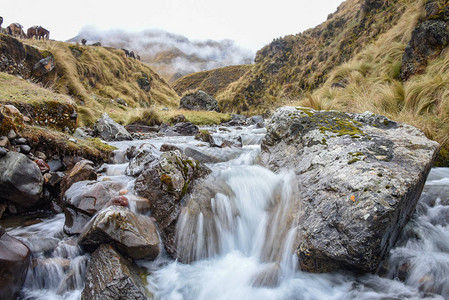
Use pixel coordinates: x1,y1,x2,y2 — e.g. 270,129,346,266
68,26,255,82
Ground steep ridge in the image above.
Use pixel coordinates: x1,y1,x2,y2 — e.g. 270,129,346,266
1,35,179,126
217,0,409,113
292,0,449,165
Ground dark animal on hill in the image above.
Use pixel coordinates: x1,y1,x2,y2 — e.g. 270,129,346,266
0,17,3,27
129,51,136,59
136,54,141,61
27,26,39,39
7,23,25,38
37,26,49,39
122,48,130,56
81,39,87,45
27,26,50,40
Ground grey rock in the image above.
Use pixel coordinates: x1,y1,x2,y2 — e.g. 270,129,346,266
79,206,161,260
32,56,55,77
160,122,199,136
0,152,43,207
6,129,17,140
260,106,440,273
47,159,65,172
81,244,148,300
134,150,211,255
14,137,27,145
0,148,7,157
63,180,125,234
0,227,31,299
0,137,10,148
20,144,31,154
93,113,132,141
125,143,158,177
400,20,449,80
179,90,219,112
137,73,151,92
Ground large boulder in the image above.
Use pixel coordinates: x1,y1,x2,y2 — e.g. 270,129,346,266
93,113,132,141
159,122,199,136
81,244,148,300
134,150,211,255
79,206,161,260
179,90,219,112
0,151,43,207
400,19,449,80
0,227,31,299
63,180,125,234
261,106,440,273
125,143,158,177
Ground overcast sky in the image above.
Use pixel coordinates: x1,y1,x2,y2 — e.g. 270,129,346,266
2,0,344,51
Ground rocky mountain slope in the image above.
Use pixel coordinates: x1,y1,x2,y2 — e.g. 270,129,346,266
68,28,254,82
217,0,408,113
1,34,179,126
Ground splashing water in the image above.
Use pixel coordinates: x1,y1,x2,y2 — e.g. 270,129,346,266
2,125,448,299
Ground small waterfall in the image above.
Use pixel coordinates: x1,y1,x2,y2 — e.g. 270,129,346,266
7,214,88,299
175,165,300,285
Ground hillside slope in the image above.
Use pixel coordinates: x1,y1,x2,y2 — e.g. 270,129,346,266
172,65,252,97
2,35,179,126
294,0,449,165
68,28,254,82
218,0,409,113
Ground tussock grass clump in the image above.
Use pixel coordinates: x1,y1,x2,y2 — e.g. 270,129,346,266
126,107,163,126
293,0,449,165
159,109,231,125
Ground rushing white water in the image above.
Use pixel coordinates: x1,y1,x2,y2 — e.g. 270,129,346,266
2,124,448,299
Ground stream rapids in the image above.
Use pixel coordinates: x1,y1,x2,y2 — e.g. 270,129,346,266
3,125,449,300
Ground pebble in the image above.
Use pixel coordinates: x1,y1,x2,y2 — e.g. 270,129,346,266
15,137,27,145
0,147,8,157
7,129,17,140
20,144,31,154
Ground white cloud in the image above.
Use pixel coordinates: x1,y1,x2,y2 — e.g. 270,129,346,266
1,0,344,51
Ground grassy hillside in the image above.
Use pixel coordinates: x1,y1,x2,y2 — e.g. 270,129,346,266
22,39,179,126
172,65,252,97
217,0,410,114
293,0,449,165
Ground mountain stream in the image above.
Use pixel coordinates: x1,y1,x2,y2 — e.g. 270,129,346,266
3,125,449,299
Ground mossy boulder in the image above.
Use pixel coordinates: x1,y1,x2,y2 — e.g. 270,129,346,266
0,151,43,208
261,106,440,273
134,150,211,255
179,90,219,112
79,206,161,260
81,244,148,300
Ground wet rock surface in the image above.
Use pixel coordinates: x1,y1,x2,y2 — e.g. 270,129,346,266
0,151,43,208
63,180,125,234
134,150,211,255
0,226,31,299
93,113,132,141
159,122,200,136
81,244,148,300
261,106,440,273
79,206,161,260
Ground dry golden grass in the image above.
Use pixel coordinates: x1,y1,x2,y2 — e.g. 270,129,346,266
22,39,179,125
0,72,74,105
173,65,252,97
158,109,231,125
292,0,449,165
